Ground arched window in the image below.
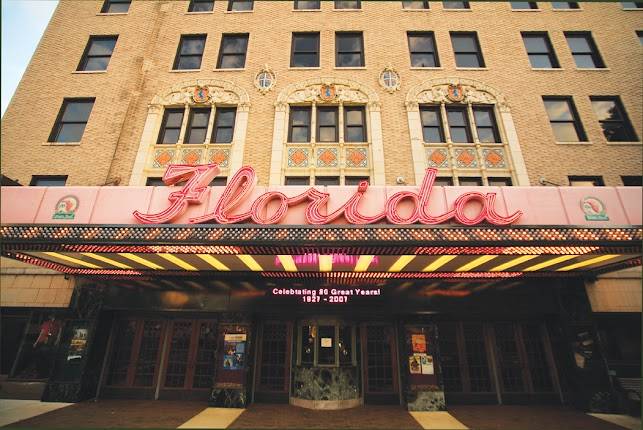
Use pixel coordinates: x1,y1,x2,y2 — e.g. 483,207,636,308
269,78,385,186
129,79,250,185
405,78,530,186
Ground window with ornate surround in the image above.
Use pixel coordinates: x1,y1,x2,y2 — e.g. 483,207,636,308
269,78,385,186
405,78,530,186
129,79,250,186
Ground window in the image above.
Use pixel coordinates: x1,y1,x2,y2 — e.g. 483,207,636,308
450,32,485,67
511,2,538,9
473,106,500,143
459,177,483,186
317,107,338,142
157,108,184,144
621,2,643,8
522,32,559,68
212,108,237,143
408,32,439,67
288,107,312,142
30,176,67,186
173,35,206,70
297,322,356,366
638,31,643,46
286,177,310,185
185,108,210,144
434,177,454,186
336,32,364,67
334,0,361,9
291,33,320,67
542,97,586,142
217,34,249,69
569,176,604,186
622,176,642,186
188,0,214,12
228,0,253,11
443,1,470,9
100,0,130,13
590,97,638,142
446,106,472,143
564,32,605,68
77,36,117,71
420,106,445,143
345,177,369,185
49,98,95,143
315,177,340,186
344,106,367,142
488,177,513,187
402,1,429,9
146,177,166,186
551,2,579,9
211,177,228,186
294,0,320,9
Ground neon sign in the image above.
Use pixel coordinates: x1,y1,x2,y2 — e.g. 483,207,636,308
134,164,522,226
271,287,382,304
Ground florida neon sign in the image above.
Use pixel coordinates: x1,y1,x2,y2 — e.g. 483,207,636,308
133,164,522,226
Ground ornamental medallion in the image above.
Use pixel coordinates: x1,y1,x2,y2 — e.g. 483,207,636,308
447,84,465,102
320,84,336,102
52,195,79,220
581,197,609,221
192,86,210,104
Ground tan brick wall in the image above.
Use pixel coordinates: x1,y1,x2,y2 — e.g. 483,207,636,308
1,0,641,188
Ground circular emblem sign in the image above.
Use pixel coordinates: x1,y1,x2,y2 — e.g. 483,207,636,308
447,84,465,102
581,196,609,221
320,84,336,102
192,86,210,104
52,195,79,220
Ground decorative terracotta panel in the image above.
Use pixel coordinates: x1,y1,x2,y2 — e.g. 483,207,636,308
181,149,204,166
207,148,230,168
345,148,368,168
454,149,477,168
483,148,506,169
288,148,309,167
316,148,338,168
426,148,449,168
153,149,176,168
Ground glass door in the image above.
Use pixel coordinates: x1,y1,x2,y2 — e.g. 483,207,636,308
362,324,399,404
254,321,291,402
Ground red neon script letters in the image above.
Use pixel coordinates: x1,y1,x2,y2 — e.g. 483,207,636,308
134,164,522,226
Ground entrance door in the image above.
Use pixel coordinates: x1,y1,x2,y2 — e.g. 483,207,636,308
159,319,217,400
254,322,291,403
362,324,399,404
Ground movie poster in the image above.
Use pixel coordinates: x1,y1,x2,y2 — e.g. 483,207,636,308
223,333,246,370
420,354,434,375
67,327,88,361
411,334,426,353
409,355,421,374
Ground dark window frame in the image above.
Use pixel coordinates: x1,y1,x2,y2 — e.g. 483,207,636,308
551,2,580,9
315,176,340,186
443,1,470,9
77,35,118,71
590,96,638,142
216,33,249,69
621,176,643,186
458,177,483,186
227,0,254,11
344,105,367,142
487,177,513,187
637,31,643,46
288,106,312,143
291,32,320,68
188,0,214,12
157,108,185,144
445,105,473,143
472,105,501,143
402,0,429,9
569,176,605,186
184,107,211,144
335,32,365,67
564,31,606,69
511,2,539,9
334,0,361,9
173,34,207,70
407,32,440,67
450,32,485,68
542,96,587,142
30,175,68,186
317,106,339,143
285,176,311,186
48,98,95,143
345,176,370,185
294,0,321,9
521,32,560,69
211,107,237,144
419,105,446,143
100,0,131,13
620,2,643,9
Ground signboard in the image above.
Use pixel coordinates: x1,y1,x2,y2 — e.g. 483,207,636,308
271,287,381,304
133,164,523,226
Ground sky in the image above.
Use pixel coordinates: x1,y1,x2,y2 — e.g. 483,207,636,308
1,0,58,116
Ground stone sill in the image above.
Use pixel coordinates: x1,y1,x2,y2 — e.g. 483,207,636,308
72,70,107,74
42,142,81,146
169,69,201,73
555,141,593,145
213,68,246,72
605,141,642,146
530,68,564,71
574,68,610,71
96,12,128,16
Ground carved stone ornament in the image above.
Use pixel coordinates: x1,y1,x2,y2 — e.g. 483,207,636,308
150,79,250,108
192,86,210,104
320,84,336,102
379,67,401,93
447,84,465,102
254,65,276,94
278,77,379,107
406,78,510,112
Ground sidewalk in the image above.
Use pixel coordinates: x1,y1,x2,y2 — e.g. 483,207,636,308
0,399,71,427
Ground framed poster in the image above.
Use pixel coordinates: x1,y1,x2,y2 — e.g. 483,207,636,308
67,327,88,361
411,334,426,353
223,333,246,370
